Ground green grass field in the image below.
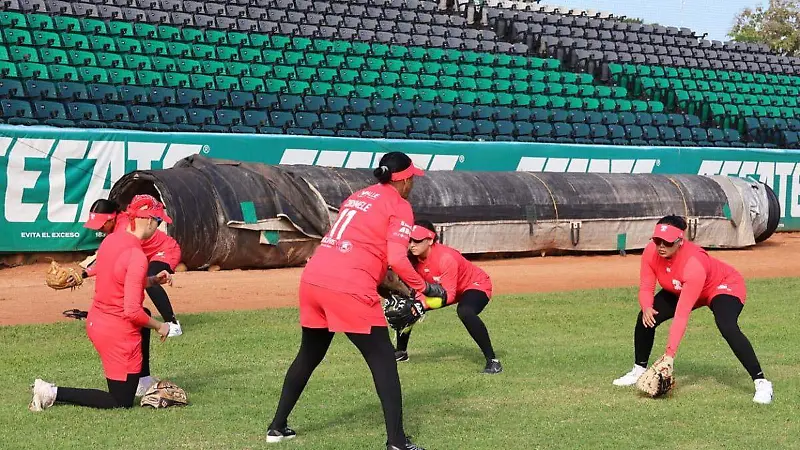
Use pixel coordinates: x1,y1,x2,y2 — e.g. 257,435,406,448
2,278,799,450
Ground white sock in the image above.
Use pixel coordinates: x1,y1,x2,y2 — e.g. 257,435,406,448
51,386,58,397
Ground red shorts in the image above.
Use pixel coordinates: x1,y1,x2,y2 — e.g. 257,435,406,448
86,313,142,382
299,282,386,334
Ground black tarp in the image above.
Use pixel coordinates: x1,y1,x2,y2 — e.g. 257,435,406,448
108,155,780,270
282,166,731,222
109,155,330,269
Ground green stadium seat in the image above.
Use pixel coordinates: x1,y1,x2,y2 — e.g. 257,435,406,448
60,33,89,50
143,40,168,56
201,61,225,76
4,29,31,46
156,25,181,42
80,18,107,35
48,65,78,82
124,54,152,70
115,37,142,54
9,46,39,63
217,46,238,62
40,48,68,65
108,68,135,84
151,56,175,72
261,49,282,64
225,62,250,78
137,71,163,86
79,67,109,84
0,11,26,28
167,42,191,58
97,53,124,68
191,44,215,59
89,36,116,52
283,51,308,68
17,62,48,80
134,23,157,39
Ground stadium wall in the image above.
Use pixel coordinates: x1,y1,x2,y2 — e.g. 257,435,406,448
2,124,800,253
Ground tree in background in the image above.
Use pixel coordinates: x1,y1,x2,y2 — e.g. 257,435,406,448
729,0,800,56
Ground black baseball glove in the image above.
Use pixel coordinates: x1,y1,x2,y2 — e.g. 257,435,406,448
383,292,426,334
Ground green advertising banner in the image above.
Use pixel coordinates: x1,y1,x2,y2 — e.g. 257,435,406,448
3,125,800,253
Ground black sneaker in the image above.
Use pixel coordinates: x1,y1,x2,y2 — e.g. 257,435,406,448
387,439,425,450
483,359,503,374
395,351,409,362
266,426,296,443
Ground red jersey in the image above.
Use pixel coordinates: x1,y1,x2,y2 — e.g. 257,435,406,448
302,183,427,296
86,214,181,276
88,231,151,331
413,243,492,305
638,240,746,357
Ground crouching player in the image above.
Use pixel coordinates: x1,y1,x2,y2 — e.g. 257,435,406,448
395,220,502,374
612,215,773,404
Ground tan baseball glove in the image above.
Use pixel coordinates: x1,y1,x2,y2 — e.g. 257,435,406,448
45,261,84,291
636,355,676,398
140,380,189,408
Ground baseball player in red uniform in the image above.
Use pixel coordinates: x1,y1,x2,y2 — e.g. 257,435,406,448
29,195,177,411
612,215,773,404
266,152,445,450
83,198,183,337
396,220,502,374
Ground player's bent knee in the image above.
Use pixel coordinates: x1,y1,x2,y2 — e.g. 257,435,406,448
715,320,741,338
457,305,477,320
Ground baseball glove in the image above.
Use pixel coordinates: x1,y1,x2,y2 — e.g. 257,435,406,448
379,269,414,298
636,355,676,398
383,292,426,334
45,260,83,291
140,380,189,408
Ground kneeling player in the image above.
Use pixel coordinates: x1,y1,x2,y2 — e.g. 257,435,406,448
395,220,502,374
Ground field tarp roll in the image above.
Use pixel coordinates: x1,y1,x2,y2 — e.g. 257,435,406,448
109,155,330,270
109,155,780,270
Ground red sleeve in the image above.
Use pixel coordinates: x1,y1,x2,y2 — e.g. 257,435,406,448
436,252,459,306
638,244,658,311
122,249,151,327
387,241,426,292
386,202,426,292
665,257,706,358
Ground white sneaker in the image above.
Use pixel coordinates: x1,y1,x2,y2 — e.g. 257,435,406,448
612,365,647,386
753,379,773,404
28,379,56,412
136,376,159,397
168,320,182,337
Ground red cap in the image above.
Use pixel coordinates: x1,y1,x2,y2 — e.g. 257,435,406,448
390,163,425,181
84,212,117,230
410,225,436,241
652,223,684,243
126,194,172,224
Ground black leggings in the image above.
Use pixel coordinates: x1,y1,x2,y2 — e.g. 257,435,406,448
147,261,176,323
634,291,765,380
396,290,496,360
54,309,152,409
269,326,407,447
55,374,140,409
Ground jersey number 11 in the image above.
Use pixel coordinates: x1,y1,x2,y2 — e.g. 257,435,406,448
329,208,358,240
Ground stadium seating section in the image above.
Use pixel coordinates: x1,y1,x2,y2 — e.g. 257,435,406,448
0,0,796,147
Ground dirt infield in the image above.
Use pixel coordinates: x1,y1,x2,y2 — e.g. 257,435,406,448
2,233,800,326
